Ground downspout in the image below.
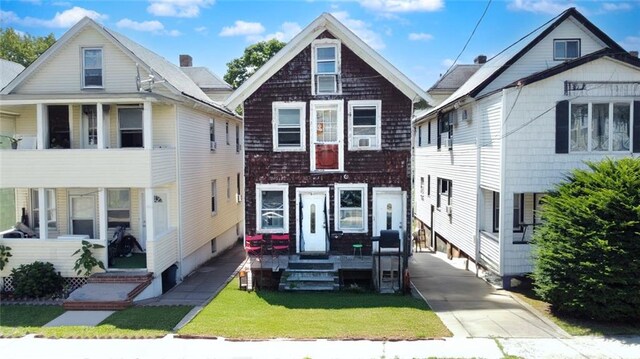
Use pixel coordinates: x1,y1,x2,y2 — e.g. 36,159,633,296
174,104,184,280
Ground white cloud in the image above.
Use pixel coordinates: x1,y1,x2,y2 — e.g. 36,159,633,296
117,18,165,32
147,0,214,18
254,22,302,42
359,0,443,13
507,0,574,15
219,20,265,37
601,2,632,12
331,11,385,50
408,32,433,41
621,35,640,51
116,18,181,36
0,6,107,28
195,26,207,33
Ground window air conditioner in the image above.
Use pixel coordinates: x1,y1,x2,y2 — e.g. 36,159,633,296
210,141,217,151
316,74,337,94
236,193,243,203
355,136,375,148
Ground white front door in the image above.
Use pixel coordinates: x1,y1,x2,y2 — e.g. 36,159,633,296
139,190,146,247
373,189,406,250
298,191,328,252
153,192,168,236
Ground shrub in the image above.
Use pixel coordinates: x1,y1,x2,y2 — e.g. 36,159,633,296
11,261,64,299
0,244,11,270
72,240,105,277
532,158,640,322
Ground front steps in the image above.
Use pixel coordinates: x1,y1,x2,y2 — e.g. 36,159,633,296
279,258,339,291
63,271,153,310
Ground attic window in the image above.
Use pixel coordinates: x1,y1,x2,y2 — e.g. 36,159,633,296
312,39,341,95
553,39,580,61
83,48,103,88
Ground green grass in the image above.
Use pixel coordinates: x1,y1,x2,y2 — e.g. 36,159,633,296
509,286,640,336
0,305,65,337
179,279,451,340
1,305,193,338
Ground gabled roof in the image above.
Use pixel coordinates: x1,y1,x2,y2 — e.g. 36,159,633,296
1,17,236,117
181,66,232,91
224,12,432,109
428,64,482,92
415,7,626,121
0,59,25,90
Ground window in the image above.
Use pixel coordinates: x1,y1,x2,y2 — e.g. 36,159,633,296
82,105,98,148
225,122,229,145
493,192,500,232
513,193,524,233
107,189,130,228
312,39,341,95
119,107,143,148
227,176,231,200
256,184,288,233
211,180,217,214
272,102,306,151
438,112,453,150
209,119,216,151
417,126,422,147
570,101,631,152
553,39,580,61
83,48,103,88
348,100,381,150
427,175,431,196
420,177,425,200
235,124,240,153
311,100,343,171
427,121,432,144
236,173,241,203
437,178,452,209
31,189,56,229
211,238,217,253
335,184,367,233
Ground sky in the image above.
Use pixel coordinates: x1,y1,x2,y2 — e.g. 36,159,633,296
1,0,639,89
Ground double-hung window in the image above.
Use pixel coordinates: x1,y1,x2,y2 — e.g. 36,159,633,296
335,184,367,233
513,193,524,233
107,189,130,228
437,178,452,209
209,119,216,151
83,48,103,88
211,180,217,214
493,192,500,232
119,107,143,148
312,39,341,94
553,39,580,61
256,184,288,233
31,189,56,229
570,101,631,152
438,112,453,150
236,124,240,153
272,102,306,151
348,100,381,150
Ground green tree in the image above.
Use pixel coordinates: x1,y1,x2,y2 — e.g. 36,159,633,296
532,157,640,322
0,27,56,67
224,39,286,89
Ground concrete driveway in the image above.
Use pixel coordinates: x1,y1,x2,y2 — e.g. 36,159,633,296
409,251,570,338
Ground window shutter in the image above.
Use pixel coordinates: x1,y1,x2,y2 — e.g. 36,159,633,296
634,101,640,153
555,100,569,153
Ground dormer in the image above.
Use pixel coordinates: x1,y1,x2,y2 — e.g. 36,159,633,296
311,39,341,95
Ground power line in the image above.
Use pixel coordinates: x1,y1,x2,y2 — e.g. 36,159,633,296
443,0,492,76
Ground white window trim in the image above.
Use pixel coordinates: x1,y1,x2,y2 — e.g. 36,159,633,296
311,39,342,96
256,184,289,234
209,119,216,152
334,183,368,233
31,189,57,230
348,100,382,151
107,188,131,228
211,180,217,216
553,39,580,61
272,101,307,151
82,47,103,89
310,100,344,172
116,105,144,149
68,190,96,238
568,100,634,153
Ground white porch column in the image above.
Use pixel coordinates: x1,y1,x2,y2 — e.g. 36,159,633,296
98,188,108,242
144,188,155,243
97,103,105,149
143,101,153,149
36,103,45,150
38,188,48,240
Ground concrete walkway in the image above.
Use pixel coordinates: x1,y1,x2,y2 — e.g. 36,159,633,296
409,251,570,338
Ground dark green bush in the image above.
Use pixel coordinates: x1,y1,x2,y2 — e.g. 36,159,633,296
532,158,640,322
11,261,64,299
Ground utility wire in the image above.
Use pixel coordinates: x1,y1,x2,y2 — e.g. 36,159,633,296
443,0,492,76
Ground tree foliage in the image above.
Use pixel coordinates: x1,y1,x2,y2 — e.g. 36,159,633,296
532,157,640,322
0,27,56,67
224,39,286,89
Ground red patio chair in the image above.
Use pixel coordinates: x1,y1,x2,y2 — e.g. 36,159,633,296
270,234,290,257
245,234,264,256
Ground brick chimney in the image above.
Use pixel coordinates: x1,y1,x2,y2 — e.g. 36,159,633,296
474,55,487,64
180,54,192,67
630,51,639,58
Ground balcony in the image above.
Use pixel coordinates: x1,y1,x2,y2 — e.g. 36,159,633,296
0,148,176,188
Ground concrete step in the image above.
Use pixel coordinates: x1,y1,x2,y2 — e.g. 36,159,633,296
283,271,338,282
63,272,153,311
288,261,334,270
280,281,340,291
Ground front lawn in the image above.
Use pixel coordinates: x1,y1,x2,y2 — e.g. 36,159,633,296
179,280,451,340
510,285,640,336
1,305,193,338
